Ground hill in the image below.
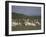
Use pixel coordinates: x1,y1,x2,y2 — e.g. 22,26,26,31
12,12,41,19
12,12,27,19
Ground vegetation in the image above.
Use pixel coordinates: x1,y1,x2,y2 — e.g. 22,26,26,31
12,25,41,31
12,12,41,31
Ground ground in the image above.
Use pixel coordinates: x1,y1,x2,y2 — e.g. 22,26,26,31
12,12,41,31
12,25,41,31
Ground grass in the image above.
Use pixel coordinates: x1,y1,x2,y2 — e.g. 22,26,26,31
12,12,41,31
12,25,41,31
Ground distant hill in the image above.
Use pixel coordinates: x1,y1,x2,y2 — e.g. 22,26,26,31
12,12,41,19
12,12,27,19
12,12,26,16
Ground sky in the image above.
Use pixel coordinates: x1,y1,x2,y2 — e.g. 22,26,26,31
12,6,41,16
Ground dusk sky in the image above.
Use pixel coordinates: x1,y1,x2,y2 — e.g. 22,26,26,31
12,6,41,16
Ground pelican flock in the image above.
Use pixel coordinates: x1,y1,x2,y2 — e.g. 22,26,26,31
12,19,41,26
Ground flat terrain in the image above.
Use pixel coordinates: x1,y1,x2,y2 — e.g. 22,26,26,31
12,12,41,31
12,25,41,31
